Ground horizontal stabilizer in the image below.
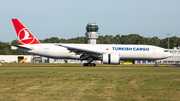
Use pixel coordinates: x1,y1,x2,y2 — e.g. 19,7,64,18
10,44,33,50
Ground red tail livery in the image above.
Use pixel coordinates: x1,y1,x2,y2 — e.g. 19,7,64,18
12,19,41,45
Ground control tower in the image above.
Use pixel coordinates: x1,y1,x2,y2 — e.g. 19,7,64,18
85,23,99,44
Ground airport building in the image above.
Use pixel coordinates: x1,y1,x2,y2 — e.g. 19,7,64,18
160,47,180,64
34,56,101,64
0,55,33,63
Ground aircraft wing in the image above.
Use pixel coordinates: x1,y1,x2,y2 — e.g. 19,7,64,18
57,44,103,56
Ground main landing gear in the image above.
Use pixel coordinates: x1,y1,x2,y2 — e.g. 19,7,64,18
83,57,96,66
83,63,96,66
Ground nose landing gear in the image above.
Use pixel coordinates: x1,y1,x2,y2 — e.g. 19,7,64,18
154,62,158,67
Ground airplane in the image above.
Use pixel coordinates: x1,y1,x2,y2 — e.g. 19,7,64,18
11,19,171,67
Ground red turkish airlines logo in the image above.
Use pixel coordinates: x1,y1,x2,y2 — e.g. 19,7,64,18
18,28,35,45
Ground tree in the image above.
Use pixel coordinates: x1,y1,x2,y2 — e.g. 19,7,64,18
111,35,121,44
120,35,130,44
11,39,20,45
151,37,160,46
169,36,179,48
1,34,180,55
160,38,168,49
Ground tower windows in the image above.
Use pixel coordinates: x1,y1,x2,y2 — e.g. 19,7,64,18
86,24,99,32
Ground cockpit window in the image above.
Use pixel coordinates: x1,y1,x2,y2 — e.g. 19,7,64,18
164,50,168,52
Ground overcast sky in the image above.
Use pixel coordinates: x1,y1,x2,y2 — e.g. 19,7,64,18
0,0,180,42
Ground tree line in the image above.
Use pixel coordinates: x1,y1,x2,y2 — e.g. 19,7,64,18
0,34,179,55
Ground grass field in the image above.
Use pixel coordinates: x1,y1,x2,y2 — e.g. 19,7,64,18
0,63,180,101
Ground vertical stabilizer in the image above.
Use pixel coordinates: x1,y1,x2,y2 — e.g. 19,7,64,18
12,19,41,45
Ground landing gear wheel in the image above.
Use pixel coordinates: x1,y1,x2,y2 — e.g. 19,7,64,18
92,63,96,66
87,63,91,66
154,64,158,67
83,63,96,67
83,63,87,66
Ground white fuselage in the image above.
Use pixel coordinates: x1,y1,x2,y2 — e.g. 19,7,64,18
11,43,171,61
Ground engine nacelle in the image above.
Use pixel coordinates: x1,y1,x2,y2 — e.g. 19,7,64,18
102,54,120,64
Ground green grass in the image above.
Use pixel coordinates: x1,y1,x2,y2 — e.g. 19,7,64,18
0,63,180,101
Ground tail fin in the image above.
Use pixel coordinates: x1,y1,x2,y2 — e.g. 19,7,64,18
12,19,41,45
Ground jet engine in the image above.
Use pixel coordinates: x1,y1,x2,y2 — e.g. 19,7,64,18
102,54,120,64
